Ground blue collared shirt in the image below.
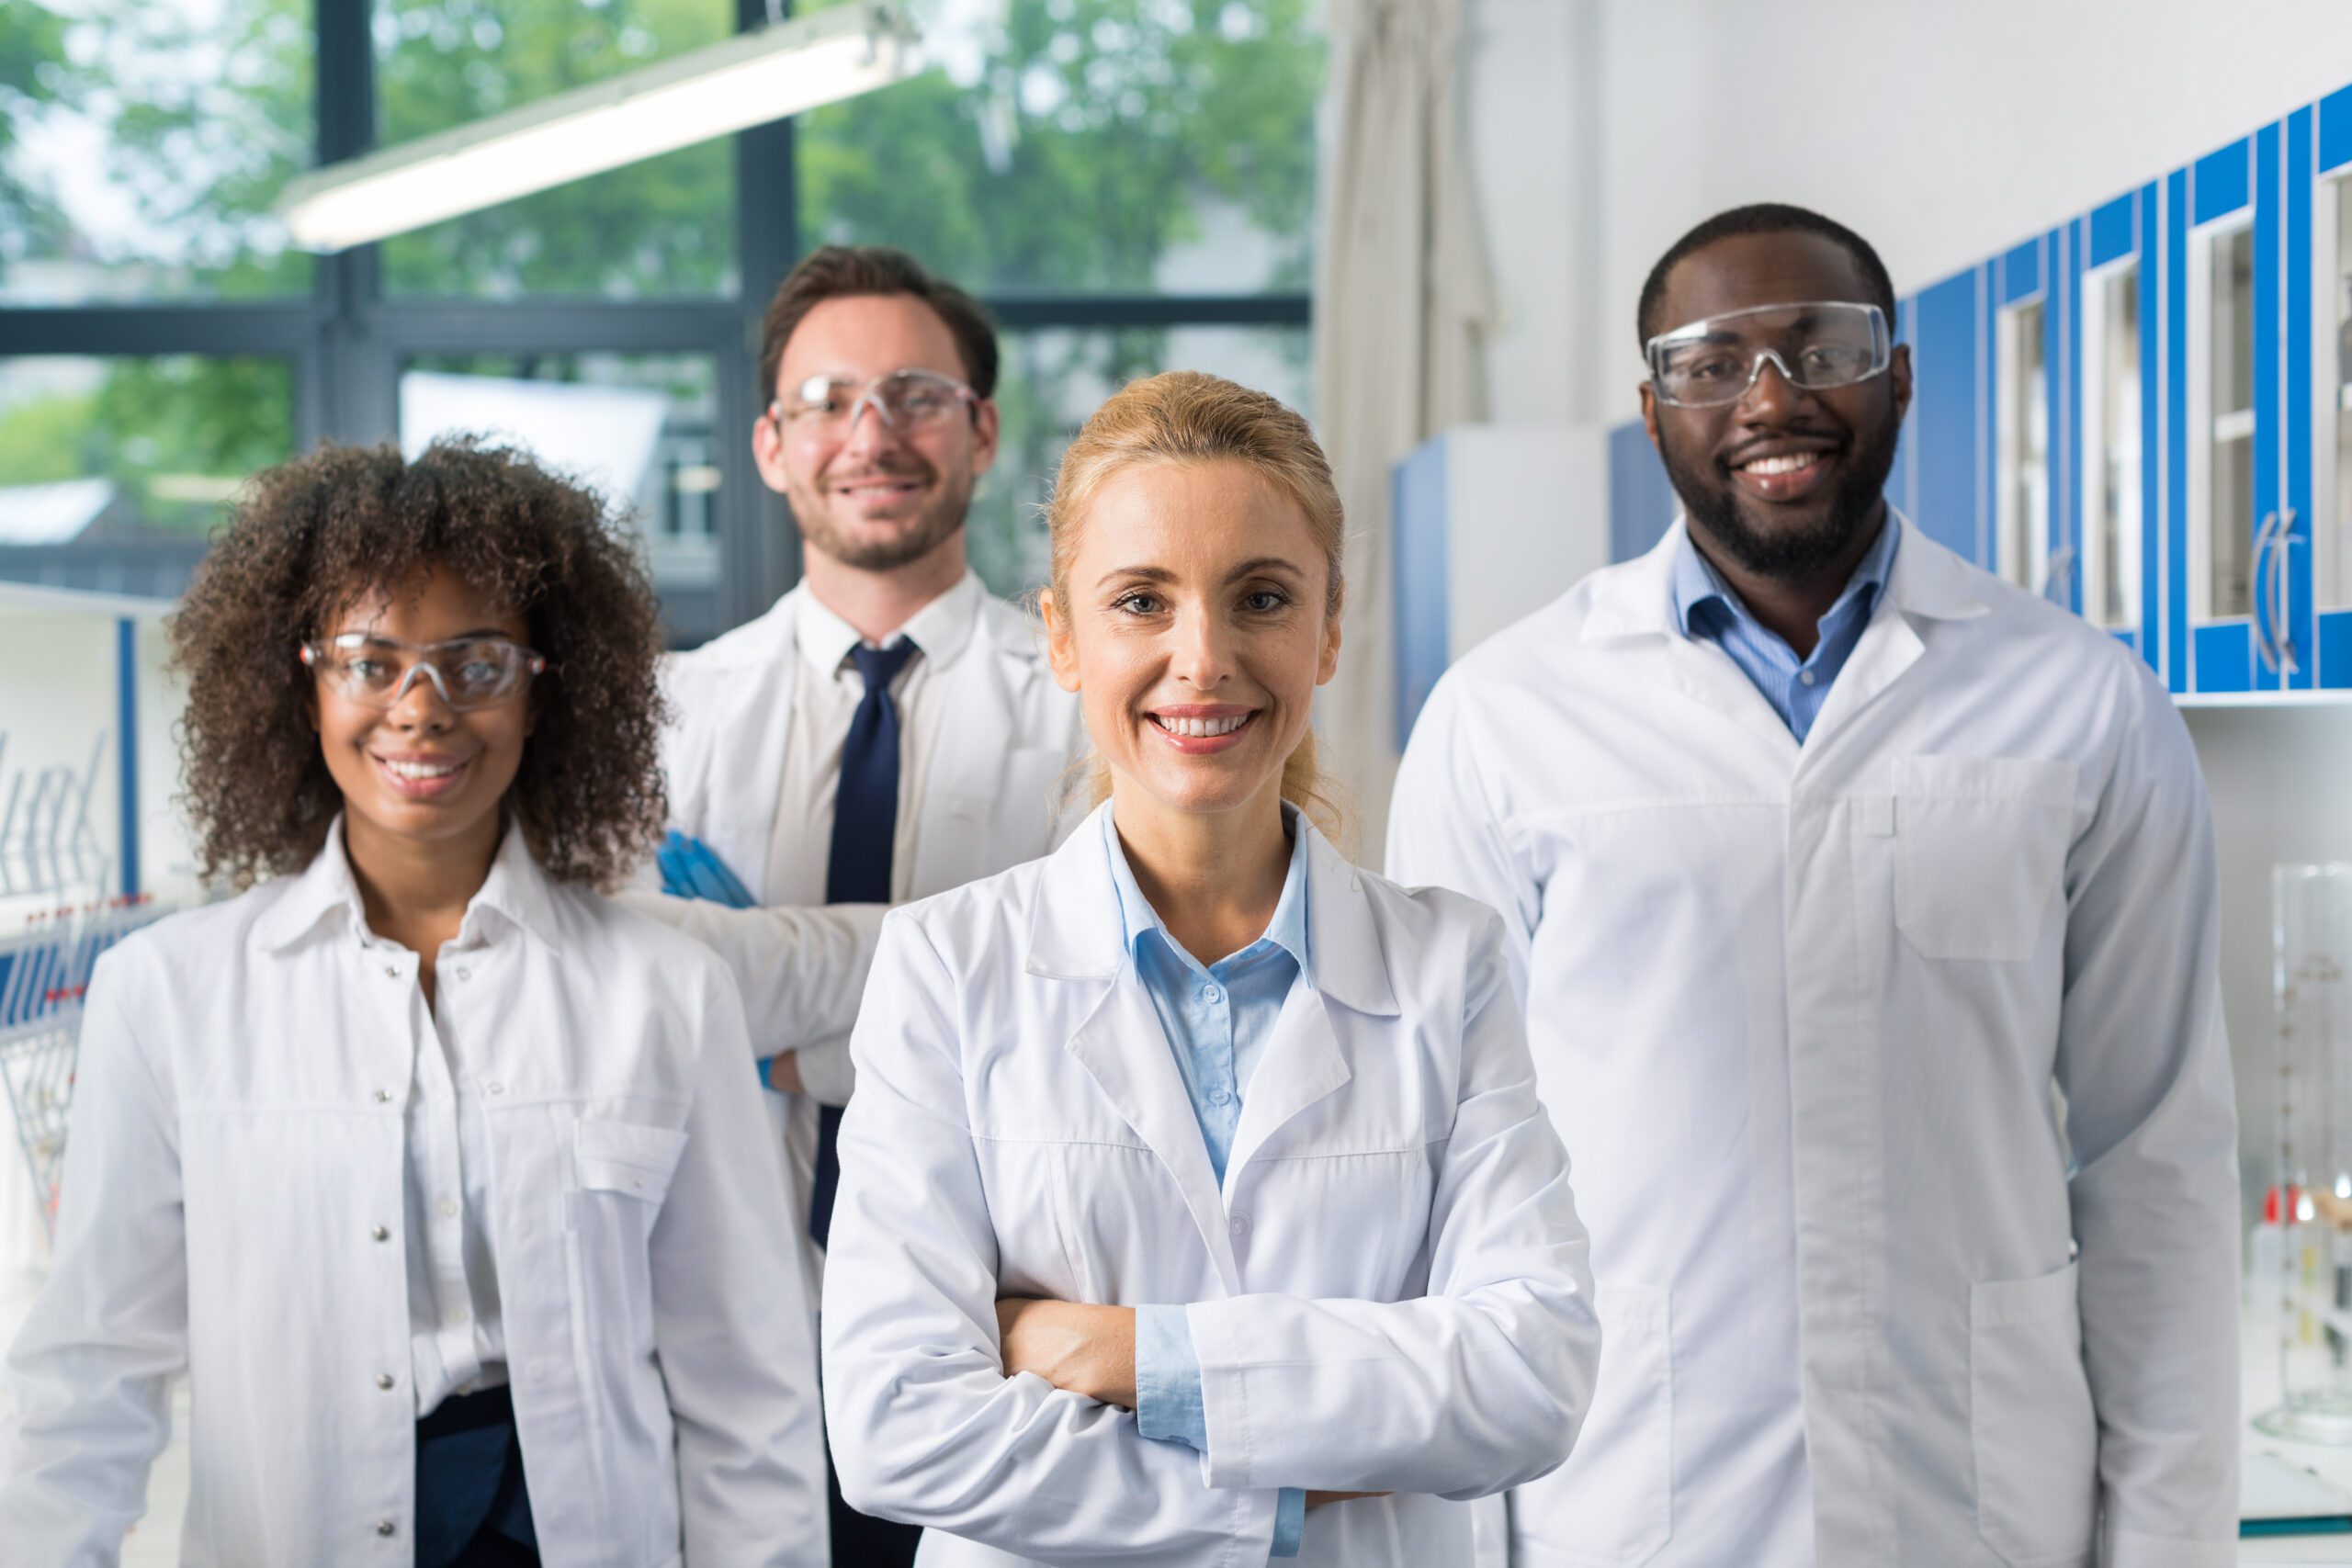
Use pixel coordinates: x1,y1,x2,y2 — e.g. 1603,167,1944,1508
1670,514,1901,742
1103,805,1310,1557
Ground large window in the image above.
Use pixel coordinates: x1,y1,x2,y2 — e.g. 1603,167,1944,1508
1,0,1318,637
0,0,314,306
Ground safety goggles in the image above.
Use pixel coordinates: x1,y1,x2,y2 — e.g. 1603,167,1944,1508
300,632,546,711
1645,300,1891,408
769,367,979,436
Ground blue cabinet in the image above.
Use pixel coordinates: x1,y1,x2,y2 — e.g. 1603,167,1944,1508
1607,75,2352,697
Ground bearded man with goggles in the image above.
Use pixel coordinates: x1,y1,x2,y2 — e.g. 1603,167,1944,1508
1391,204,2237,1566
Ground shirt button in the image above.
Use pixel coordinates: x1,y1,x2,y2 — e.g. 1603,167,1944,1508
375,1372,394,1391
1203,985,1222,1004
376,1519,397,1537
447,1308,469,1327
1209,1087,1232,1107
1798,670,1817,686
369,1224,390,1242
437,1198,458,1220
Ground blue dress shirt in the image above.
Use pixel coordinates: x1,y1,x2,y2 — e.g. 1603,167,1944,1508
1104,805,1310,1557
1670,514,1901,742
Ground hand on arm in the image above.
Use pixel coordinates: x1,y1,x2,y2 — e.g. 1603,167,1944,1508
994,1298,1381,1515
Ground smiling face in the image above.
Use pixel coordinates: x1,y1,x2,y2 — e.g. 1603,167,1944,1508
1641,229,1912,581
311,565,534,864
752,292,1001,574
1041,458,1341,827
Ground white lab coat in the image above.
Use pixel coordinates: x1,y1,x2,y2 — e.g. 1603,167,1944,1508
0,828,826,1567
820,804,1601,1567
1388,516,2240,1568
658,582,1083,1226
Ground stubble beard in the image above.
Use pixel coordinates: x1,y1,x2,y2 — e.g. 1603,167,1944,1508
793,462,977,573
1657,413,1900,583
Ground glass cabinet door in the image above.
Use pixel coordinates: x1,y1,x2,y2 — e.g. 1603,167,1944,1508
2324,176,2352,612
2082,263,2143,629
2199,222,2257,620
1996,299,2050,592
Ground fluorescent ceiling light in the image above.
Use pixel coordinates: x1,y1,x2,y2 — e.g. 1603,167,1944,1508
280,1,919,253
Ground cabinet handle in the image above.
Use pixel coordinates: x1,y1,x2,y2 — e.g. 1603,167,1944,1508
2253,511,2278,673
2275,505,2303,677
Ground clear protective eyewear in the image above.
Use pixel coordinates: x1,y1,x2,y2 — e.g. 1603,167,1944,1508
300,632,546,711
770,367,979,436
1645,300,1891,408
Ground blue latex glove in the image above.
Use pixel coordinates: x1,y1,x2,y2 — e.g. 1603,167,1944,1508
657,829,755,908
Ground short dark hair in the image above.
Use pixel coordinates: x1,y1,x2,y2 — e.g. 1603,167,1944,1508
1636,203,1899,348
756,244,1001,402
170,438,670,891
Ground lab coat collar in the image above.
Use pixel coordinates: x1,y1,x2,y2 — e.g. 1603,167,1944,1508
792,569,987,677
1585,509,1984,643
1028,801,1396,1018
1100,800,1313,982
250,814,564,955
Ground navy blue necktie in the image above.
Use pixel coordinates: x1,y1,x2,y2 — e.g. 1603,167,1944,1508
811,637,920,1247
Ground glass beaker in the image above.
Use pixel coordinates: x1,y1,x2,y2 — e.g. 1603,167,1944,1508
2257,863,2352,1442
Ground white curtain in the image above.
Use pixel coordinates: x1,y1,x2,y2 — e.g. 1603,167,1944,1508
1312,0,1491,865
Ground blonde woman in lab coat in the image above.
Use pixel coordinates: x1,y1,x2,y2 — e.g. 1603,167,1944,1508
0,440,827,1566
820,371,1602,1566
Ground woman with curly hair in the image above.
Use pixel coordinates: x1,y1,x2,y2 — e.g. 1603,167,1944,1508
0,439,830,1566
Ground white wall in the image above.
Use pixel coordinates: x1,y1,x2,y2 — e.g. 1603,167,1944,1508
1466,0,2352,428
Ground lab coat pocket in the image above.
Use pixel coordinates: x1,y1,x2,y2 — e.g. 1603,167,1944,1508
568,1120,688,1347
1892,755,2075,963
1523,1281,1671,1568
1969,1262,2097,1568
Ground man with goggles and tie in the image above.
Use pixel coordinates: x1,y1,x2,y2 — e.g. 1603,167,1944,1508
652,245,1082,1568
1390,204,2236,1565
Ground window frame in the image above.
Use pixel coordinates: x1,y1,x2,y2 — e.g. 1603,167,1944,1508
0,0,1315,637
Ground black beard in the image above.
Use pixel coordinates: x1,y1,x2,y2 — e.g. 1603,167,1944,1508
1659,412,1900,582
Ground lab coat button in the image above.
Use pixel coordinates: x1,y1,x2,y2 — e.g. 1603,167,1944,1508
486,1081,504,1096
369,1224,390,1242
372,1089,391,1103
437,1198,458,1220
375,1372,394,1390
1229,1213,1250,1236
455,966,471,981
376,1519,397,1537
384,964,399,978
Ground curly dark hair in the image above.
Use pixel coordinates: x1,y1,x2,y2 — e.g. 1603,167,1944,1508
169,437,669,891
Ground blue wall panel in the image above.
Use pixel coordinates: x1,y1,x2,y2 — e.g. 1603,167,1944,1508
2196,137,2252,223
2323,85,2352,175
1892,295,1917,522
2001,238,2042,304
2289,107,2316,688
2196,621,2254,690
2090,194,2135,270
1391,434,1450,749
2168,167,2190,693
2139,182,2165,675
1915,269,1982,563
1610,420,1676,564
2323,609,2352,686
2255,119,2284,689
2064,220,2084,615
